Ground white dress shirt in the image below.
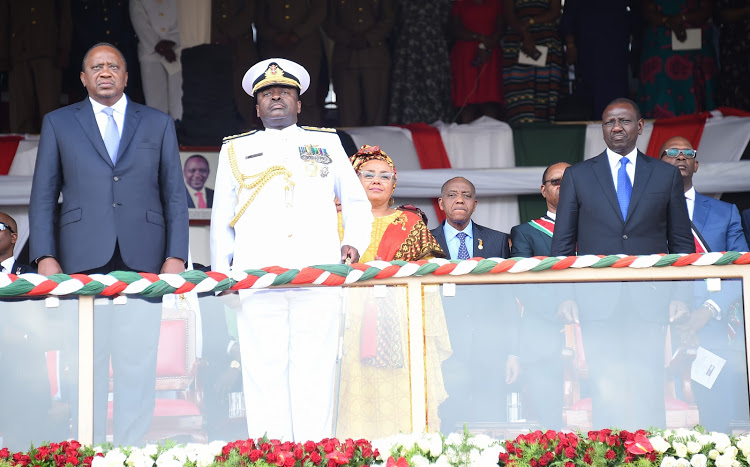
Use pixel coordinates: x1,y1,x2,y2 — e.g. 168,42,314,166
90,95,127,140
606,147,637,190
1,256,16,274
684,187,696,221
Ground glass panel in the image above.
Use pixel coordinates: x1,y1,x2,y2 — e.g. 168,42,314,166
335,285,411,440
0,297,79,451
428,279,750,436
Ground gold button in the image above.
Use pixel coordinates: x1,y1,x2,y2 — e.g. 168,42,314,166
106,30,110,34
358,18,363,23
31,20,36,24
161,27,166,31
285,15,290,19
30,7,35,11
159,12,164,16
358,7,363,11
285,3,290,7
104,16,108,21
222,14,227,18
103,8,108,12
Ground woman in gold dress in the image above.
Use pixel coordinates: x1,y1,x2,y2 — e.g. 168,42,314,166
335,145,451,439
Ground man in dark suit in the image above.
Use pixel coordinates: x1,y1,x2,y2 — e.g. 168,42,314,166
743,209,750,248
550,98,694,430
509,162,570,429
431,177,519,431
0,212,69,449
432,177,510,259
183,154,215,208
510,162,570,257
551,98,693,256
29,43,188,446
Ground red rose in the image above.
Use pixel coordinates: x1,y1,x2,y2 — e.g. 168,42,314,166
304,441,317,453
565,463,574,467
249,450,262,463
605,450,616,459
564,447,576,459
624,454,633,463
544,430,557,441
0,448,9,459
499,453,510,463
294,447,304,460
327,460,337,467
362,447,372,458
646,452,658,462
529,459,538,467
284,456,295,467
310,452,322,465
324,442,335,453
583,453,592,465
539,456,549,466
68,456,80,465
325,451,350,465
265,452,277,463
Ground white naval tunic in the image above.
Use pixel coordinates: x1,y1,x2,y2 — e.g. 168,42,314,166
209,124,372,442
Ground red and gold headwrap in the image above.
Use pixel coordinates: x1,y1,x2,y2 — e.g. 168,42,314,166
349,144,397,188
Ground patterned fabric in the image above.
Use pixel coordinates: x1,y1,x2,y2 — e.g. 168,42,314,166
716,0,750,111
388,0,453,124
637,0,718,118
456,232,470,260
502,0,563,123
360,210,445,262
616,157,632,220
450,0,504,107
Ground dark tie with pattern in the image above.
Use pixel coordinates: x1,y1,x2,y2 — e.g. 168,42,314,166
456,232,470,260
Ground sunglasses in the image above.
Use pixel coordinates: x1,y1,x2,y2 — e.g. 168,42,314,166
359,170,395,182
544,178,562,186
0,222,15,234
662,148,697,159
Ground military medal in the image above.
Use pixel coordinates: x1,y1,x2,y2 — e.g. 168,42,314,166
478,239,484,250
299,144,332,178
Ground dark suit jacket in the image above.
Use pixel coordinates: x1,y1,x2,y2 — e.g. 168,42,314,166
551,150,693,256
185,187,214,209
29,97,189,274
693,192,748,252
431,221,510,259
510,219,552,257
9,260,33,275
742,209,750,249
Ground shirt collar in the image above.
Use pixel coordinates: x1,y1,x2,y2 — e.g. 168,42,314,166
684,187,696,201
444,220,473,241
546,211,556,221
606,146,638,167
1,256,15,274
90,94,128,115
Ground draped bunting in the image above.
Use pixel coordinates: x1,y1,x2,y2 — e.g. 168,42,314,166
645,112,709,159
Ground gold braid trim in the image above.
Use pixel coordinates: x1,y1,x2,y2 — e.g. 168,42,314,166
227,141,293,228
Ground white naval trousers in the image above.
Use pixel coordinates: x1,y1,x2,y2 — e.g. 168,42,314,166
236,288,341,442
139,59,183,120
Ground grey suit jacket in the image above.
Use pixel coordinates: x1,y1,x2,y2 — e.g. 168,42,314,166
551,150,693,256
29,97,189,274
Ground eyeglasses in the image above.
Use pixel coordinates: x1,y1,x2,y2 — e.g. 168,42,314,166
0,222,15,234
359,170,395,182
543,178,562,186
662,148,697,159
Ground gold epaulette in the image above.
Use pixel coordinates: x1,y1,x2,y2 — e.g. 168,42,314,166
301,126,336,133
222,130,258,143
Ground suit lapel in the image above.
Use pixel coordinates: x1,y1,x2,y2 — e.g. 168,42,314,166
75,99,114,167
692,192,710,232
118,99,141,161
626,152,654,221
591,153,623,223
434,222,450,257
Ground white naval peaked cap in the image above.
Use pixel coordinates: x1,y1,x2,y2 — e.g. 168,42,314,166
242,58,310,97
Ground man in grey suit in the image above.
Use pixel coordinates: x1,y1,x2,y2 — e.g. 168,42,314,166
29,42,188,446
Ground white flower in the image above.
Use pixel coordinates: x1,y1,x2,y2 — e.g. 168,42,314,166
724,446,739,459
687,441,702,454
651,436,672,453
411,454,429,467
696,434,712,446
709,449,720,460
676,459,691,467
428,436,443,457
445,432,463,447
711,433,732,453
142,445,158,458
673,442,688,458
207,440,227,457
469,434,492,450
104,449,128,467
662,455,678,467
715,454,734,467
690,453,707,467
126,450,154,467
92,457,106,467
434,455,452,467
479,446,503,467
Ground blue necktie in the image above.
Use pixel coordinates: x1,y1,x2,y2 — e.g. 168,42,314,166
102,107,120,164
616,157,632,221
456,232,470,260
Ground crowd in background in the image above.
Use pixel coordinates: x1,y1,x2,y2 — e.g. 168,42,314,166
1,0,750,137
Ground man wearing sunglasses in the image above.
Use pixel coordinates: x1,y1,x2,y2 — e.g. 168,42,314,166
0,213,30,276
660,136,748,433
659,136,747,253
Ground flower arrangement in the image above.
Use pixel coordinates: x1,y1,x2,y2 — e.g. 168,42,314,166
1,428,750,467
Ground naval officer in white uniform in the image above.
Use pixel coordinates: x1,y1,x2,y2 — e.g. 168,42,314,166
210,58,372,442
